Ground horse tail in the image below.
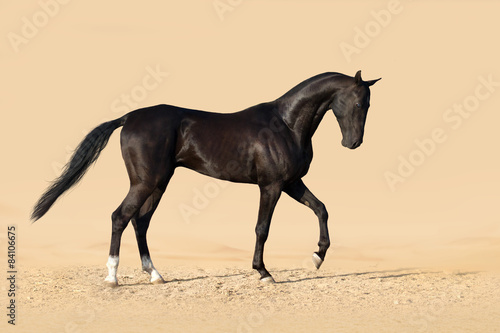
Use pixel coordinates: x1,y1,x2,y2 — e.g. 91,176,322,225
31,115,128,222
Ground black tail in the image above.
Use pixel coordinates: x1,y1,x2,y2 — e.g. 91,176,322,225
31,116,127,222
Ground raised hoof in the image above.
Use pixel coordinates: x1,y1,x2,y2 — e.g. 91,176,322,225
312,253,324,270
104,280,119,288
151,277,166,285
260,276,276,284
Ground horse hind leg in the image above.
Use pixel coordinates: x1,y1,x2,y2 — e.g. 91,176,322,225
131,187,166,284
104,184,155,287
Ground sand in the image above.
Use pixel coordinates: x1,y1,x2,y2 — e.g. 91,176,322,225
2,261,498,333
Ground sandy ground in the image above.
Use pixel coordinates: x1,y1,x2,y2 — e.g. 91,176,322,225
2,213,500,332
3,262,499,333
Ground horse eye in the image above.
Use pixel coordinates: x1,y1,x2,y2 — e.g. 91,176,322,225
355,103,361,108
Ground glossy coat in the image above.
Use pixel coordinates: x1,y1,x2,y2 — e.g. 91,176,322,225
32,71,381,282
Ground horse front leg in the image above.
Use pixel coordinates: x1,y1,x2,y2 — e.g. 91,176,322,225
252,183,282,283
284,179,330,269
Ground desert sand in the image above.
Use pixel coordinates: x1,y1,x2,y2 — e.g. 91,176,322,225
4,230,500,333
6,262,500,333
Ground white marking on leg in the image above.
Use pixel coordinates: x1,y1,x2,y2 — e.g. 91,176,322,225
141,255,164,283
260,276,276,283
312,253,323,269
104,255,119,285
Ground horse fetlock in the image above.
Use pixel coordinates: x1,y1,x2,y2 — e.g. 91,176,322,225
318,239,331,251
105,255,119,286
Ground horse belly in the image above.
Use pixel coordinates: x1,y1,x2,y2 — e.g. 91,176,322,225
175,123,258,184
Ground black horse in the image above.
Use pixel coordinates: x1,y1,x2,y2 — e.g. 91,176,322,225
32,71,380,286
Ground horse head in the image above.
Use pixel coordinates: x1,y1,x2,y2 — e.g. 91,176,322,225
330,70,381,149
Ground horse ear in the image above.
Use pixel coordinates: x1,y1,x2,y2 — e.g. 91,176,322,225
354,70,362,85
365,78,381,86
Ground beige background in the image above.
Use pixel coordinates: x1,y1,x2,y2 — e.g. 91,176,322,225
1,0,499,331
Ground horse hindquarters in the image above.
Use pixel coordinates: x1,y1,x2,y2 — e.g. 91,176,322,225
105,108,178,287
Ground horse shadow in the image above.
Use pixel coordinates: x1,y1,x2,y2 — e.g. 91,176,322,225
273,267,437,284
119,271,249,287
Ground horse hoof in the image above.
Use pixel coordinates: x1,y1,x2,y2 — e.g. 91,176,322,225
151,277,165,285
260,276,275,284
312,253,323,269
104,280,119,288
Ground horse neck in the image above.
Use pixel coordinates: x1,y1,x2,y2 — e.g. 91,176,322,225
276,73,342,145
